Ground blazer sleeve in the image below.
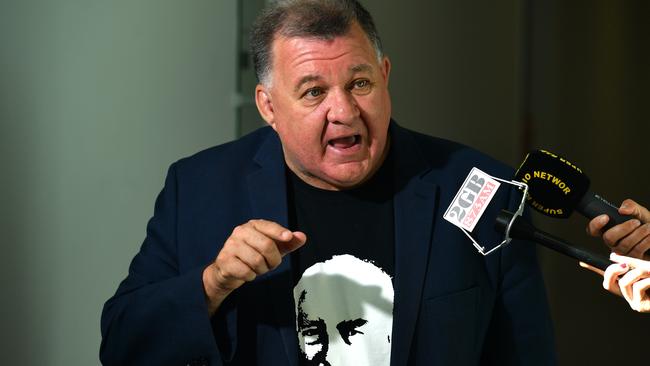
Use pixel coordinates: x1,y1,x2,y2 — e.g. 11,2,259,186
100,163,227,366
480,190,558,365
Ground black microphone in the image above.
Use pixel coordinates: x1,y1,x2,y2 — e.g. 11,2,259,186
514,149,630,231
495,210,613,270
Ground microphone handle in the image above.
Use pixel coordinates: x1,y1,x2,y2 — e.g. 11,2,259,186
530,227,612,271
576,191,631,231
496,210,613,271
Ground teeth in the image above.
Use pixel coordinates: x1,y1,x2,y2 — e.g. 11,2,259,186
329,135,358,148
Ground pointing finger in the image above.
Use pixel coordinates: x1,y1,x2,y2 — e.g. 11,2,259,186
277,231,307,256
249,219,294,242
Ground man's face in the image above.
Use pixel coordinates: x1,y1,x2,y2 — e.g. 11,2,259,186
294,255,394,365
255,22,392,190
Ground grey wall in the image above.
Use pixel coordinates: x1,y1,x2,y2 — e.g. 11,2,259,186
0,1,237,365
366,1,523,166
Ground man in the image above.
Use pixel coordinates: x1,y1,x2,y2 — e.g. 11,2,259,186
100,1,556,365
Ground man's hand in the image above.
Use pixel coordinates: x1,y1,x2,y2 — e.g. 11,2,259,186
586,199,650,259
202,219,306,315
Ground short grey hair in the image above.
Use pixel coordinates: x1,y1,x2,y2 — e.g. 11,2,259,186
250,0,384,86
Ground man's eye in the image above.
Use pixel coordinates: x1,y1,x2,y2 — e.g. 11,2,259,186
303,88,323,99
336,318,367,345
302,325,326,346
350,79,372,94
354,79,369,89
302,327,320,337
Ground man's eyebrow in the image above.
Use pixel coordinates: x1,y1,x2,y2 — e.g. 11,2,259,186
350,64,372,74
294,75,322,93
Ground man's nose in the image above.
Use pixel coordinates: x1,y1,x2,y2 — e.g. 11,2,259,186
326,89,359,125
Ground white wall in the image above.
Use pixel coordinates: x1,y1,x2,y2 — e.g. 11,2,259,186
0,1,237,364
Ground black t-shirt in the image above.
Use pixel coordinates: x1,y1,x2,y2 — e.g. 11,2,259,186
288,154,396,284
287,152,396,365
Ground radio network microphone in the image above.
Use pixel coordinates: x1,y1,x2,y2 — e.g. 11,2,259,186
514,150,630,231
495,210,613,270
443,166,614,266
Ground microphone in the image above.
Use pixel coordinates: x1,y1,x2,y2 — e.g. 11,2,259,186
495,210,613,270
514,149,630,231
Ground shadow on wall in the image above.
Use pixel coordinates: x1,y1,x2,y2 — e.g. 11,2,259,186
1,3,57,363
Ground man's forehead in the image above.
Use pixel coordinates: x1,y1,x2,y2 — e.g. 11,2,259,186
271,24,376,71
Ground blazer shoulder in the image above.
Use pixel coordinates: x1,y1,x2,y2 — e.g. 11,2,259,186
171,126,277,177
399,126,513,178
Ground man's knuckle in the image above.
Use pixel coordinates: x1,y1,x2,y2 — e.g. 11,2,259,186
639,224,650,236
268,255,281,269
224,237,237,248
245,271,257,282
249,219,264,227
263,236,278,249
642,237,650,247
216,265,234,282
232,225,245,236
251,254,266,269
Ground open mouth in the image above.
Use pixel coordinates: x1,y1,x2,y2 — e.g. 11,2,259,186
327,134,361,149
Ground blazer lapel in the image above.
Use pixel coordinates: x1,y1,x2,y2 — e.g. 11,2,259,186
389,124,439,366
247,131,299,366
245,124,438,366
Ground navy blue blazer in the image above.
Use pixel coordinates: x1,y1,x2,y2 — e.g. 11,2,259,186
101,122,556,365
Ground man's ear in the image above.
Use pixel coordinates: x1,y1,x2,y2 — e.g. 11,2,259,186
381,56,391,85
255,84,276,130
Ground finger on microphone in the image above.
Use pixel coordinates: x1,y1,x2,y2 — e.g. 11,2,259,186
602,262,628,296
617,267,648,304
602,219,641,249
619,199,650,223
586,214,609,237
612,222,650,257
619,199,637,215
631,277,650,312
610,252,650,270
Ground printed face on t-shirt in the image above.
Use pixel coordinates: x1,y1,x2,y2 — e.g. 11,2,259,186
293,254,394,365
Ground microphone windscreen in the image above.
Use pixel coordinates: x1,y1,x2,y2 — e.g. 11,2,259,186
514,150,590,218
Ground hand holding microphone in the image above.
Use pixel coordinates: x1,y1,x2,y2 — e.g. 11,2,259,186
514,150,650,259
586,199,650,259
580,253,650,313
514,149,629,228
